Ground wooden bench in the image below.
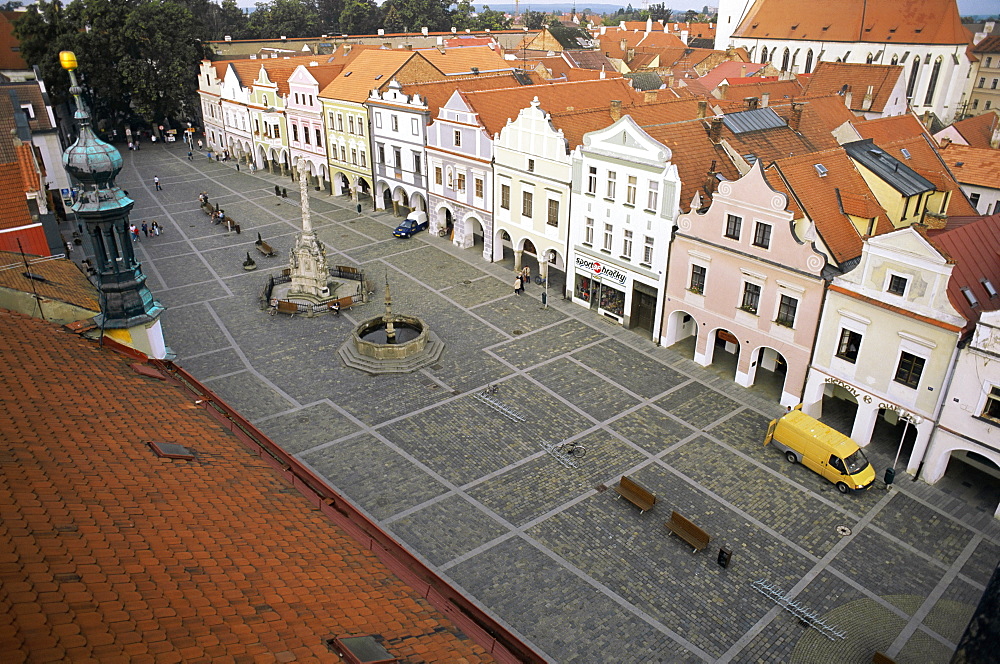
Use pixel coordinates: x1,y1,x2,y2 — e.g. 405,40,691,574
255,233,276,257
327,295,362,315
664,511,710,553
269,300,300,316
612,475,656,513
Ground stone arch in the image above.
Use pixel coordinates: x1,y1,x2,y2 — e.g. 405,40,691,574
743,345,795,406
375,181,393,211
457,213,483,250
432,203,455,237
409,192,426,214
333,170,352,197
701,326,741,379
663,309,699,359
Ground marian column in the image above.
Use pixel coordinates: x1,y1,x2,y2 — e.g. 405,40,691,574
287,169,332,299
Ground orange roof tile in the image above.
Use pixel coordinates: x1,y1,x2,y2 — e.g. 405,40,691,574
940,143,1000,189
320,50,431,103
852,112,930,145
716,78,804,102
642,117,743,208
228,54,340,97
399,73,531,122
944,110,1000,148
416,45,511,75
0,161,33,232
0,309,505,663
461,78,644,136
930,213,1000,335
804,62,904,113
734,0,970,45
696,61,767,91
766,147,889,264
0,251,100,313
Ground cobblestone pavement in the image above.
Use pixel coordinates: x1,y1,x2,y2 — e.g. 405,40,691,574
105,144,1000,663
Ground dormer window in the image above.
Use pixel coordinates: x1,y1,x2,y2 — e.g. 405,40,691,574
814,164,828,177
961,287,980,308
887,274,908,296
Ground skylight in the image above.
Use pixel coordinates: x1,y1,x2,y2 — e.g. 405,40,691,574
983,279,998,298
815,164,828,177
901,148,911,159
961,287,979,308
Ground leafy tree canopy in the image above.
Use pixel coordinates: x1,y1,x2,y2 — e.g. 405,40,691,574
379,0,451,33
246,0,320,38
338,0,378,35
522,9,544,29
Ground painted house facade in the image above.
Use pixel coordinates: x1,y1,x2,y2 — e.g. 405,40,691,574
368,80,431,216
285,63,342,190
248,64,290,176
662,162,825,406
802,227,965,474
568,115,681,337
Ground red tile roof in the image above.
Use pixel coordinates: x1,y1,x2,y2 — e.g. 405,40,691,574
320,50,430,103
804,62,904,113
929,213,1000,336
852,113,930,145
733,0,971,46
228,54,343,97
696,61,767,92
944,110,1000,149
0,251,100,314
0,310,506,663
416,45,511,75
971,35,1000,54
399,72,531,122
716,78,805,102
0,161,34,232
939,143,1000,189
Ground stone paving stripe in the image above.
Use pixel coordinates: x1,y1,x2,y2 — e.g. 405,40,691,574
886,534,982,658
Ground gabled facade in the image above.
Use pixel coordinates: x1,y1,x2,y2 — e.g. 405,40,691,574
248,65,289,176
218,64,254,163
197,60,227,153
425,90,494,255
286,63,341,191
568,115,681,336
662,162,826,406
368,80,431,216
802,227,965,473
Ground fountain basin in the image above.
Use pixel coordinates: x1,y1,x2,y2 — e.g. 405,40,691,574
353,314,428,360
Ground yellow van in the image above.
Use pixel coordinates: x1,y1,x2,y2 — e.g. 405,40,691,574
764,408,876,493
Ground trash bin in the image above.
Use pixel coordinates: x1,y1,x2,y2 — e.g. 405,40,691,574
541,292,547,306
884,467,895,486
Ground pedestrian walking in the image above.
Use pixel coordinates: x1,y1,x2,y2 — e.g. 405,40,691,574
153,222,160,236
197,139,203,150
514,276,522,295
128,141,133,151
153,176,161,191
235,162,240,172
130,224,139,242
187,151,193,160
522,266,530,288
141,221,148,237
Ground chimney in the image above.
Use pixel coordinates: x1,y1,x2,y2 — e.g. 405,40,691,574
610,99,622,121
621,38,628,52
704,159,718,196
437,45,445,54
666,75,674,88
725,46,735,59
405,44,413,51
709,115,724,143
761,92,770,107
344,44,352,55
421,26,428,36
921,110,933,129
790,101,805,131
644,90,658,103
680,30,689,44
862,85,874,111
939,137,952,148
697,100,707,118
744,96,759,110
843,90,853,109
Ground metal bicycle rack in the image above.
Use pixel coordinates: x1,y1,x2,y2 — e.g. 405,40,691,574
473,391,525,423
542,441,579,468
751,579,846,641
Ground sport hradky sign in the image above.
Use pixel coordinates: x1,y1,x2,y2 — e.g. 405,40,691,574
575,256,627,287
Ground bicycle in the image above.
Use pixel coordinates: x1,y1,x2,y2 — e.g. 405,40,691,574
482,384,499,396
534,275,546,286
555,441,586,458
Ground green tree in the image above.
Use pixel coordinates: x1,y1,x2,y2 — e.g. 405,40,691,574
315,0,343,34
522,9,544,29
474,5,509,30
338,0,378,35
379,0,450,33
451,0,474,31
648,2,671,23
13,0,78,106
246,0,320,38
205,0,251,41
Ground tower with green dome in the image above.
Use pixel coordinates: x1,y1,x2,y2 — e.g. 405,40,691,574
60,51,167,358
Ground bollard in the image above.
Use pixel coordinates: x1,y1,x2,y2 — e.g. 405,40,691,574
275,185,280,196
281,188,287,198
717,547,732,569
884,467,895,488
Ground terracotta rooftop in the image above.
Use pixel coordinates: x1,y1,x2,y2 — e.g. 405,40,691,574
940,142,1000,189
804,62,904,113
765,146,892,265
0,11,28,70
929,213,1000,336
460,78,644,136
0,81,54,133
416,45,512,75
971,35,1000,54
0,251,100,314
0,161,34,232
733,0,971,45
852,113,930,145
0,309,503,663
320,50,430,104
227,54,346,97
715,78,805,103
597,30,686,60
398,72,531,123
941,110,1000,149
696,61,767,92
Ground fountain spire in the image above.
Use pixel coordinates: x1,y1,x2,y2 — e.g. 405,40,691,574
383,273,396,343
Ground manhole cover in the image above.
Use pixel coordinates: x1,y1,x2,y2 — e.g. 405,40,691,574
512,330,523,335
836,525,852,536
463,280,471,285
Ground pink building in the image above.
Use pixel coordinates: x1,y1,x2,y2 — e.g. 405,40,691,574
661,162,827,406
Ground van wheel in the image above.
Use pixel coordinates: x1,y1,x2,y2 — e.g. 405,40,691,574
836,482,850,494
785,451,797,464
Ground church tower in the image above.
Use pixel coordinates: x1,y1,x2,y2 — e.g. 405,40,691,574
714,0,754,50
60,51,167,359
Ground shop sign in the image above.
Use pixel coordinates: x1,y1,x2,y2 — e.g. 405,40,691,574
575,255,627,287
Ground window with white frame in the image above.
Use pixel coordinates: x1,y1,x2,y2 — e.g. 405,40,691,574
315,128,322,146
725,214,742,240
642,236,653,264
337,114,344,131
690,264,706,294
391,115,398,132
360,151,366,167
340,146,346,161
836,328,862,362
454,130,461,147
622,229,633,258
357,118,364,136
411,118,419,135
584,217,594,245
981,385,1000,422
626,176,637,205
606,172,616,199
374,112,382,128
522,191,533,216
741,282,761,314
603,223,613,251
292,125,299,142
752,222,772,249
457,173,466,192
304,127,311,144
527,158,535,172
775,294,798,327
393,147,401,168
351,148,358,165
349,116,355,134
587,167,597,194
435,167,442,185
500,184,510,209
377,144,385,164
887,273,908,296
547,199,559,226
894,351,925,388
647,181,658,211
475,178,483,198
413,152,421,175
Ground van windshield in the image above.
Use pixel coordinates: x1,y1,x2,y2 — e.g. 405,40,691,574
844,449,871,475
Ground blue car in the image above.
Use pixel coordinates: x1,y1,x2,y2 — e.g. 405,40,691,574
393,212,428,238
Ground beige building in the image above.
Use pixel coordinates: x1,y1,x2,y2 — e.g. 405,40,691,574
969,32,1000,115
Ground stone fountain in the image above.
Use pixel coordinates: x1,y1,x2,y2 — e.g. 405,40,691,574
337,278,443,374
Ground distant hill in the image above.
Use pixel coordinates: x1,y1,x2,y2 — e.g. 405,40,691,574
473,3,705,14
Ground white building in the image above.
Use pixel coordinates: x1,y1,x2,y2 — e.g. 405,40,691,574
368,81,432,218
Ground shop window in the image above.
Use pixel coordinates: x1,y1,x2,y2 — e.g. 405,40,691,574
547,199,559,226
981,385,1000,422
894,351,925,388
584,217,594,245
725,214,742,240
599,284,625,317
500,184,510,209
690,264,706,294
836,329,862,362
740,282,760,314
752,222,771,249
775,294,797,327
